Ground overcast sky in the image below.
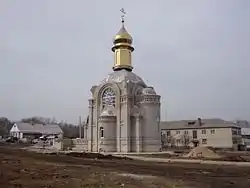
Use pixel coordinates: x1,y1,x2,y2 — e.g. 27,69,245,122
0,0,250,124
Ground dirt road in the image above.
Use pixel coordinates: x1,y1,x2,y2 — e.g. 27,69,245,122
0,144,250,188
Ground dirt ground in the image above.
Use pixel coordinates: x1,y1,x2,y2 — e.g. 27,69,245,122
1,144,250,188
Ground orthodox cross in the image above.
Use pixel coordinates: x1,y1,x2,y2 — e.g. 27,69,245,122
120,8,126,23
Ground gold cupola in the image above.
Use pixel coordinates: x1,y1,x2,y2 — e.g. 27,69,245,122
112,18,134,71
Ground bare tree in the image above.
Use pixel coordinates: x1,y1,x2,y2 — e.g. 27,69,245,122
181,134,191,148
161,133,166,146
165,135,176,147
0,117,12,136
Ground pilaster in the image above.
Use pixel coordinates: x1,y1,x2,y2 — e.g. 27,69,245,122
120,95,132,152
135,115,142,152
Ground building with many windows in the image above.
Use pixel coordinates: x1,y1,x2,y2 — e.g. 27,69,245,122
161,118,242,150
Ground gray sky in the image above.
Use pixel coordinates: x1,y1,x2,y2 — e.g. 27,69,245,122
0,0,250,124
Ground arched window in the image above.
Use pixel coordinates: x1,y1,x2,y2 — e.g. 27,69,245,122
135,88,142,95
102,88,116,107
100,127,104,138
135,87,143,104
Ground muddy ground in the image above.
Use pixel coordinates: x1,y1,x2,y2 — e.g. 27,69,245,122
0,144,250,188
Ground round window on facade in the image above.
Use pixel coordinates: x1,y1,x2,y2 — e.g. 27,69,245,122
102,88,116,107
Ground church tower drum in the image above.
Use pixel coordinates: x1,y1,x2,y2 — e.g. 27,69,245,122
112,17,134,71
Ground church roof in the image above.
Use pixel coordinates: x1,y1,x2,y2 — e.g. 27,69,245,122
113,24,133,43
101,69,146,85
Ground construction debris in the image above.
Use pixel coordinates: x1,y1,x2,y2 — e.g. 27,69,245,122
185,146,221,159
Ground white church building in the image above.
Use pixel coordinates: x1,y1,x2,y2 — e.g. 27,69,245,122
81,17,161,153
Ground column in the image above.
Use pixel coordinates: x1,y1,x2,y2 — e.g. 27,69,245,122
84,123,87,139
136,115,142,153
117,119,122,152
120,95,131,153
87,99,93,152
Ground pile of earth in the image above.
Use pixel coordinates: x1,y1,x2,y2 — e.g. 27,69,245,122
50,152,133,160
184,146,221,159
220,155,246,162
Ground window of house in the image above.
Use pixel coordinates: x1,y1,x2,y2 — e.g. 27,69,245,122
184,130,188,134
100,127,104,138
188,121,196,125
193,130,197,139
232,128,237,135
166,131,171,136
202,129,206,134
233,138,238,144
202,139,207,144
176,130,180,134
176,139,180,145
237,129,241,135
211,129,215,134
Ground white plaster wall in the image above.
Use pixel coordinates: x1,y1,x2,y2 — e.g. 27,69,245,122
141,102,161,152
72,139,88,151
130,116,136,152
99,116,117,152
10,123,22,138
10,123,19,132
53,141,62,150
199,128,233,148
168,127,234,149
94,83,121,152
120,101,131,153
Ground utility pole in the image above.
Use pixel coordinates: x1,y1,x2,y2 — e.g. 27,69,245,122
79,116,82,139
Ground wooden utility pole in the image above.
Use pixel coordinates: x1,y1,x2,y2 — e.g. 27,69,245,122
79,116,82,138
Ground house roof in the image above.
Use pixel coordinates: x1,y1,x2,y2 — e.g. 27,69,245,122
14,123,36,133
236,120,250,128
13,122,63,135
33,124,44,133
161,118,240,130
242,128,250,136
43,124,63,134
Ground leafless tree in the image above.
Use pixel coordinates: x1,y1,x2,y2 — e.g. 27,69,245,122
165,135,176,147
181,134,191,148
0,117,12,136
161,133,166,146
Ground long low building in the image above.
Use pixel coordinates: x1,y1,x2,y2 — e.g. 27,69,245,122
160,118,242,150
9,122,63,139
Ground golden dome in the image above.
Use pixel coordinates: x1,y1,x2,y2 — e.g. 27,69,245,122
113,22,133,44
